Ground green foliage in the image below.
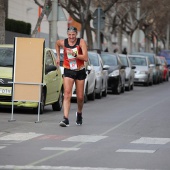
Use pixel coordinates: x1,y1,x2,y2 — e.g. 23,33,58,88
5,18,31,35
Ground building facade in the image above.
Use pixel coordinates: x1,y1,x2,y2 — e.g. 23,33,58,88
6,0,69,47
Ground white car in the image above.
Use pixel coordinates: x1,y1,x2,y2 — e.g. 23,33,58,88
72,58,96,103
52,49,96,103
119,54,136,91
88,51,109,98
128,55,154,86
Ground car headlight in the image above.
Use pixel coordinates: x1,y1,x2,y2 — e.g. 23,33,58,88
109,70,119,77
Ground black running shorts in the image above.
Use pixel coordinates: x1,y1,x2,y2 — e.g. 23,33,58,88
64,68,86,80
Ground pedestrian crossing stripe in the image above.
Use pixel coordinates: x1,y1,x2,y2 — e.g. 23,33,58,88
131,137,170,145
0,165,155,170
0,132,43,141
41,147,80,151
0,146,6,149
116,149,156,153
62,135,108,142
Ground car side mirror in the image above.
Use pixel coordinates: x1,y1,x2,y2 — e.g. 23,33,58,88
121,65,126,69
131,65,136,69
86,65,92,74
103,65,110,70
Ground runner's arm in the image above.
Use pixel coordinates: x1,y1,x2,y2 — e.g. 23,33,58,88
55,40,64,66
76,39,88,62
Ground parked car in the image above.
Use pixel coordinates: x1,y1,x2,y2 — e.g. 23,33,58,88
52,49,64,75
131,52,160,84
156,56,163,83
0,45,63,114
72,58,96,103
119,54,136,91
53,49,96,103
128,55,153,86
88,51,109,98
100,52,126,94
159,56,169,81
158,50,170,75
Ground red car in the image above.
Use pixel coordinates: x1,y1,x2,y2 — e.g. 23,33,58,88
159,56,169,81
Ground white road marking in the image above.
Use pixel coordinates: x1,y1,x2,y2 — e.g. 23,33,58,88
116,149,156,153
0,132,5,136
41,147,80,151
0,132,43,141
0,146,6,149
62,135,107,142
131,137,170,145
0,165,153,170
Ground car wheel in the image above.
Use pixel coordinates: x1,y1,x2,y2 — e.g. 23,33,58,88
96,88,102,99
88,86,95,101
33,88,45,114
114,78,121,95
84,84,88,103
166,75,169,81
125,82,131,91
144,78,149,86
102,82,107,97
52,87,63,111
121,84,125,93
131,83,134,90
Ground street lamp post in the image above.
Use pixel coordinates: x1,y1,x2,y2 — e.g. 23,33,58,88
136,0,140,52
49,0,58,49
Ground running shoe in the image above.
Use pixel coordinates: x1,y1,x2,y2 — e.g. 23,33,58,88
76,112,83,125
59,117,69,127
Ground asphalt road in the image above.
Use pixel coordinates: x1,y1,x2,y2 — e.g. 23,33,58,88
0,80,170,170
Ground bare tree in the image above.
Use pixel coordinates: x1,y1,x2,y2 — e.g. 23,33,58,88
32,0,52,37
0,0,5,44
59,0,93,48
32,0,170,51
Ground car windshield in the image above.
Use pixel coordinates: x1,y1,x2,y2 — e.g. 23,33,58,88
160,50,170,59
0,47,13,67
133,53,154,64
100,53,117,66
53,51,64,66
119,57,129,66
129,57,147,66
88,52,99,66
60,53,64,66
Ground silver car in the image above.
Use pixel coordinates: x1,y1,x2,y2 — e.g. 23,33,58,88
128,55,154,86
72,58,96,103
119,54,136,91
88,51,109,99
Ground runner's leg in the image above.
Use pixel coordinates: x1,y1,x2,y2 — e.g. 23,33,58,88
63,77,74,118
75,79,85,113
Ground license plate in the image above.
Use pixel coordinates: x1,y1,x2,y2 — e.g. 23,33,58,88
0,88,11,95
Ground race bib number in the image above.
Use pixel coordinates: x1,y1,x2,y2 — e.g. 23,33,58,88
69,60,77,70
67,47,78,59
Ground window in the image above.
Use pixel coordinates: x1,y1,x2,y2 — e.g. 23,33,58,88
46,50,54,66
0,48,13,66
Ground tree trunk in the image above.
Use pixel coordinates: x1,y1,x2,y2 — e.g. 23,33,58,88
127,33,133,54
0,0,5,44
85,19,93,49
31,0,49,37
117,26,122,53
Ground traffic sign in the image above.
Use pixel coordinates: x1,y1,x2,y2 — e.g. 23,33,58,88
93,7,105,30
132,29,145,43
